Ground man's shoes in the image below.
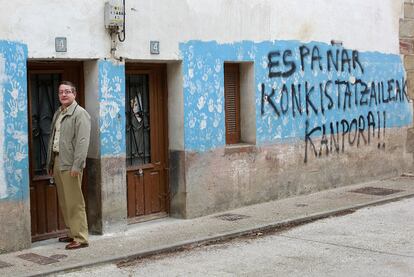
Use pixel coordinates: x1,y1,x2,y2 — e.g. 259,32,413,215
65,241,89,250
58,236,74,243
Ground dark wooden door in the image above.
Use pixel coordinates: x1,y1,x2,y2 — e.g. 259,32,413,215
28,62,85,241
126,64,169,222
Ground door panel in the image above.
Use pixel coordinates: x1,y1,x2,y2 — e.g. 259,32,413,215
126,64,168,220
28,62,85,241
148,170,161,212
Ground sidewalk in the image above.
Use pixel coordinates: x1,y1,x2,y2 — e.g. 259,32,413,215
1,176,413,277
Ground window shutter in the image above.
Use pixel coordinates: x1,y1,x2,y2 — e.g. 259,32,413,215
224,63,241,144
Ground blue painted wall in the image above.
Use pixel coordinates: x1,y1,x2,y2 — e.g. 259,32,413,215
98,59,126,157
180,40,413,152
0,40,29,201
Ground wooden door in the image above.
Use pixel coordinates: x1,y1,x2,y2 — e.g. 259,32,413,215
126,64,169,222
28,62,85,241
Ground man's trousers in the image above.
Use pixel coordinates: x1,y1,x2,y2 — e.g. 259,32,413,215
53,154,88,244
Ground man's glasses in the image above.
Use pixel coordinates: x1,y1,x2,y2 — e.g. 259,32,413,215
58,90,73,95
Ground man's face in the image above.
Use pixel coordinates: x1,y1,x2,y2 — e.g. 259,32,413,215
58,84,76,107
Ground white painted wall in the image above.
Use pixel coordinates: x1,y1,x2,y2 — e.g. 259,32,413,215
0,0,404,59
167,62,184,150
240,62,256,144
84,60,100,159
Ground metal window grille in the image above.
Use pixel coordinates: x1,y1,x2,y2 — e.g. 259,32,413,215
126,74,151,166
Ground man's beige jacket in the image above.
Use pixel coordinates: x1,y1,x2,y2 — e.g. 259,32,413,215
46,101,91,172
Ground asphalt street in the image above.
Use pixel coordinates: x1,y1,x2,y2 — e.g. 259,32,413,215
57,197,414,277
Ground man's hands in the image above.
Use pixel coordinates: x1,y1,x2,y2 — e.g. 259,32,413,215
70,170,80,177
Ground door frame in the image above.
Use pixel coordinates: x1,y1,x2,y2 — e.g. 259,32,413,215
27,61,85,241
125,63,170,222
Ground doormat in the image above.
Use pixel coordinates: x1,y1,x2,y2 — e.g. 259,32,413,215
17,253,59,265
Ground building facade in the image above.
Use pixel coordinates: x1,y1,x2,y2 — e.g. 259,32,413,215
0,0,413,252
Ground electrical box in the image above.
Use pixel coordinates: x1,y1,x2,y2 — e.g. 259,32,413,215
104,0,124,29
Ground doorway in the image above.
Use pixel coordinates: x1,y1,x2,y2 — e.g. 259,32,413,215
125,64,169,222
28,61,86,241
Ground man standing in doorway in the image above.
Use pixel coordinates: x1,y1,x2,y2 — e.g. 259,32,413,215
46,81,91,250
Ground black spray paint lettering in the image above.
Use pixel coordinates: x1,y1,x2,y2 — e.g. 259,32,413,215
297,45,364,75
268,50,296,78
261,83,280,117
304,111,387,163
260,78,408,118
261,45,409,164
268,46,364,79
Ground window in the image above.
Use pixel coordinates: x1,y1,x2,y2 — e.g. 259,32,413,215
224,63,241,144
125,74,151,166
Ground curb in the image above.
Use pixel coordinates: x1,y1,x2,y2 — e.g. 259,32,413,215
29,192,414,277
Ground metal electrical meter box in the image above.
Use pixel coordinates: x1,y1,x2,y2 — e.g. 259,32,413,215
104,0,124,29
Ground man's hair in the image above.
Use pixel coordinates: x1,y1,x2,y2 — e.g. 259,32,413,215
59,81,77,93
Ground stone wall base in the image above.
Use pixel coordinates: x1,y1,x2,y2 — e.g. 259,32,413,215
170,127,413,218
86,157,127,235
0,200,30,253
